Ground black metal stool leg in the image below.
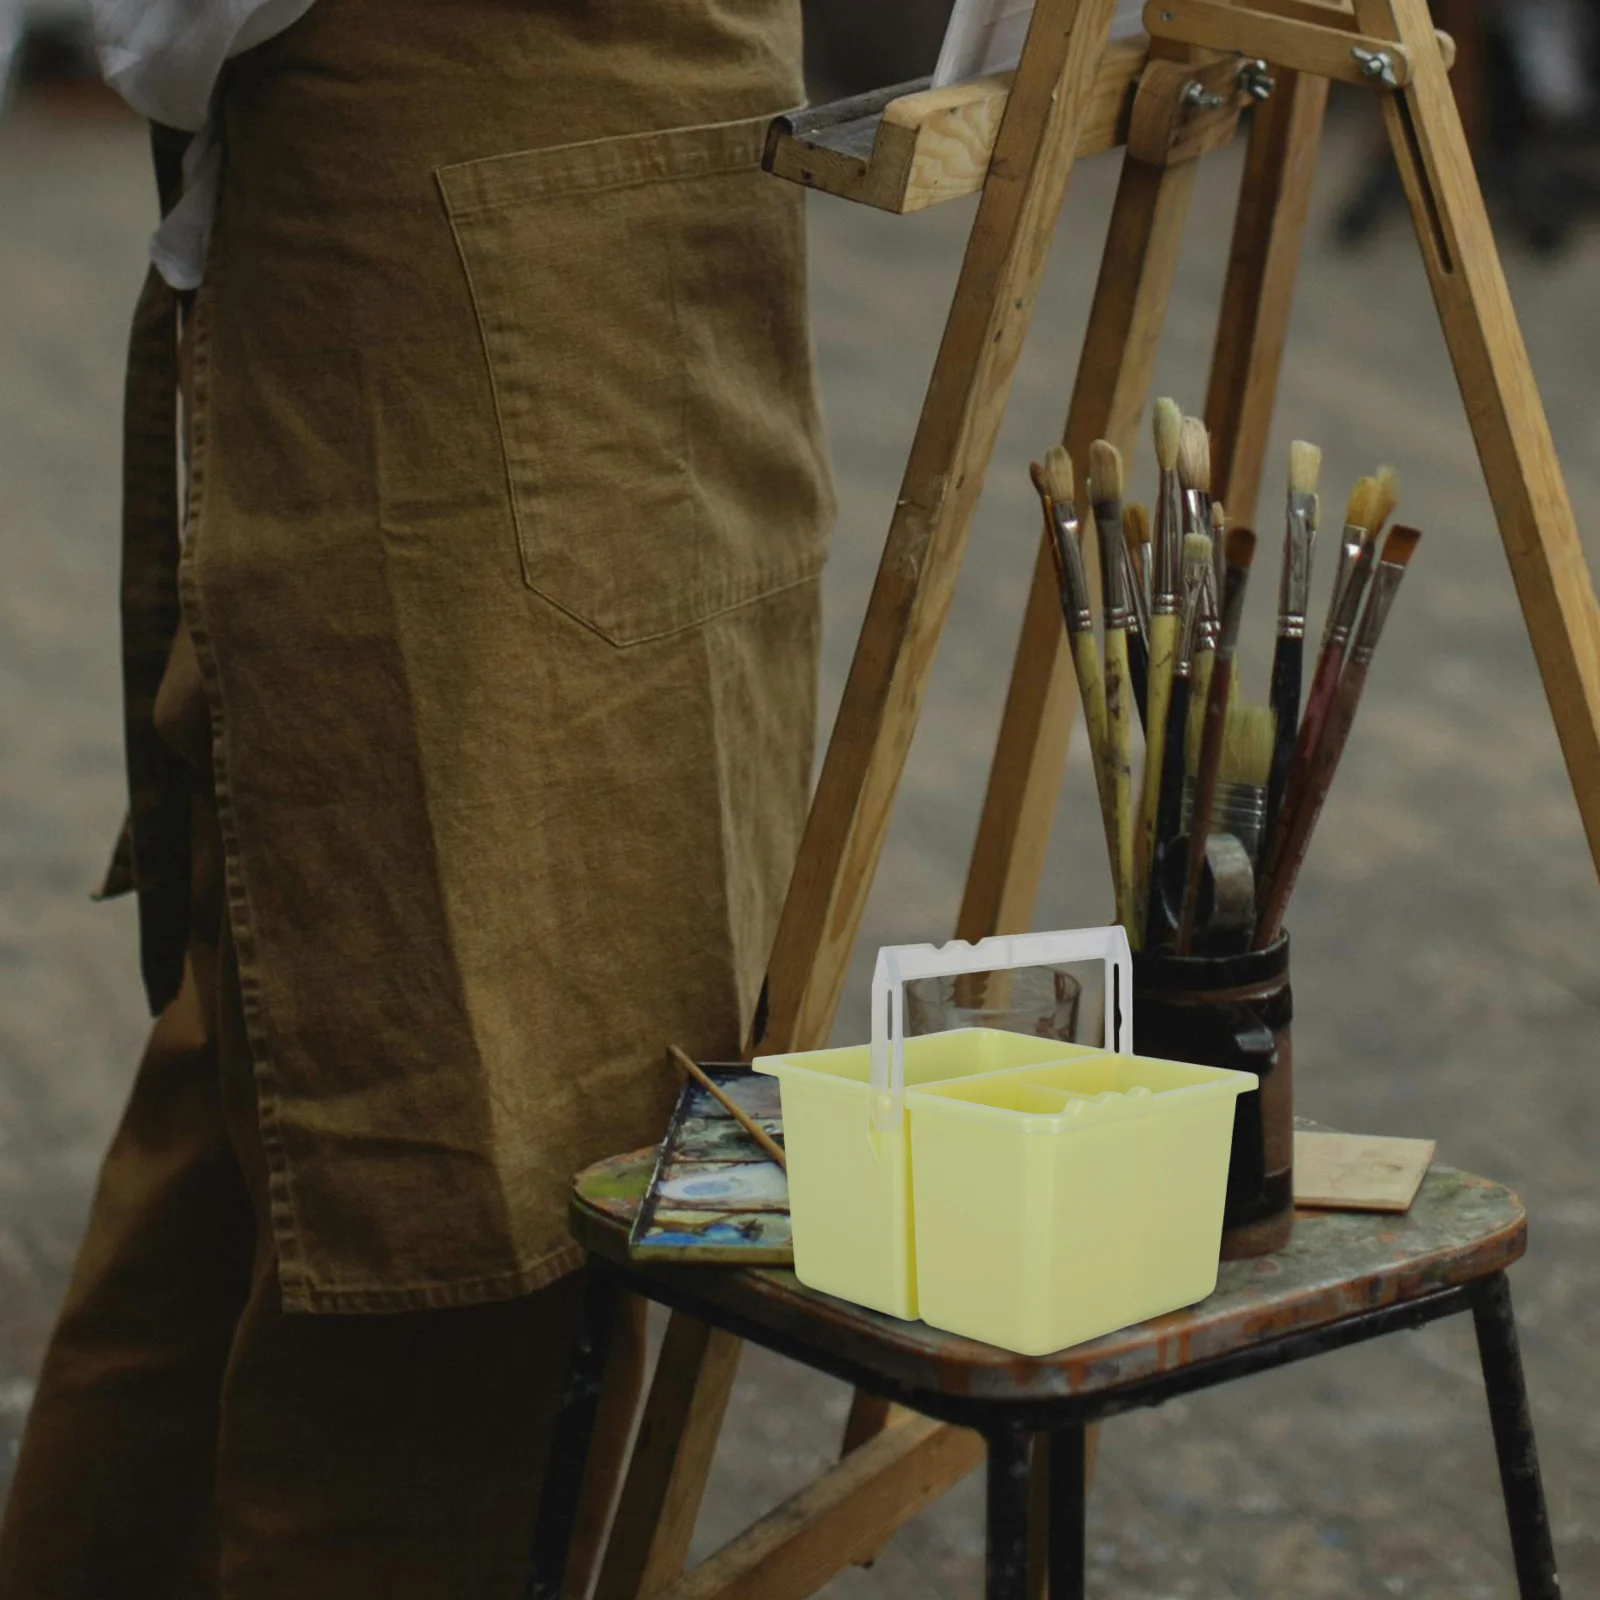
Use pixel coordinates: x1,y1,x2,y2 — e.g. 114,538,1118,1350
1472,1273,1561,1599
986,1428,1033,1600
525,1264,621,1600
1047,1423,1088,1600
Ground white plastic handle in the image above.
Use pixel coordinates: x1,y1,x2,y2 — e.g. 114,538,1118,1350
868,926,1132,1133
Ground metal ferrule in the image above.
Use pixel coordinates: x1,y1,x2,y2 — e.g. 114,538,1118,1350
1052,509,1094,633
1156,470,1185,608
1322,528,1365,644
1121,539,1150,640
1177,561,1209,673
1350,558,1405,666
1183,487,1208,541
1217,561,1249,661
1094,499,1131,631
1278,489,1318,634
1328,535,1379,645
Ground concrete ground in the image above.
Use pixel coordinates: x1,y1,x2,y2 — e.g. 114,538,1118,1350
2,68,1598,1598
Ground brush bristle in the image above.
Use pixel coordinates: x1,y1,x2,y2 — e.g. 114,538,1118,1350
1178,416,1211,493
1210,501,1227,537
1123,504,1151,549
1382,524,1422,565
1221,703,1277,789
1088,439,1123,507
1041,445,1075,509
1290,440,1322,498
1370,465,1400,535
1154,398,1182,473
1182,530,1213,576
1225,526,1257,570
1028,459,1050,504
1344,475,1379,533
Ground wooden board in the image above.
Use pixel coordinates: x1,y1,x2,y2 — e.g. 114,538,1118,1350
1294,1131,1435,1212
765,35,1148,214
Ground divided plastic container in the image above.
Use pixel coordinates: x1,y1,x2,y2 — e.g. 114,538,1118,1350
754,927,1257,1354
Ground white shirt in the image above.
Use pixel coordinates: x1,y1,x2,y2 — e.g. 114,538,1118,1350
93,0,318,287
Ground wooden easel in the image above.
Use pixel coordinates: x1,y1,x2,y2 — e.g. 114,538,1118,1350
585,2,1600,1596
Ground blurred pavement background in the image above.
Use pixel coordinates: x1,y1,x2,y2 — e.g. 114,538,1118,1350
3,24,1599,1599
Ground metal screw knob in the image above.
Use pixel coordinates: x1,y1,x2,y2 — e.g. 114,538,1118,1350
1351,46,1401,89
1182,80,1229,112
1237,59,1275,102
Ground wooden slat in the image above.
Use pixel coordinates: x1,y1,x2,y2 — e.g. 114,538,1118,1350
957,153,1201,943
766,36,1146,214
593,1315,743,1600
1204,66,1330,525
1352,0,1600,882
753,0,1129,1058
654,1415,985,1600
1145,0,1413,85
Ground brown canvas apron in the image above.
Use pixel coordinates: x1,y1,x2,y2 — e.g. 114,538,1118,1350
116,0,833,1314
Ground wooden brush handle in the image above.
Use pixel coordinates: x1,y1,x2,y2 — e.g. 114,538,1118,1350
1136,612,1180,930
1126,629,1150,736
1176,655,1234,954
1255,635,1348,937
1103,628,1137,938
1255,658,1369,946
1145,672,1190,950
1265,632,1302,852
1069,630,1118,909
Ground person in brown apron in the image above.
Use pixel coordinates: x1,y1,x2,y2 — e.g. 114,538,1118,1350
0,3,833,1594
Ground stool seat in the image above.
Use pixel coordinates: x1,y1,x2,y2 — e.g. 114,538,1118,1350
570,1149,1524,1424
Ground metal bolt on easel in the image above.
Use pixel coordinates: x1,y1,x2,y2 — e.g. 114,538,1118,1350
1352,46,1402,89
1236,59,1275,102
1182,80,1229,111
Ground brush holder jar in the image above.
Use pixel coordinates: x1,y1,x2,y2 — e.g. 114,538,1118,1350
1131,935,1292,1259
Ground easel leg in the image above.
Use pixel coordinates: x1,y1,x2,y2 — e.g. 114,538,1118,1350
525,1267,621,1600
592,1314,742,1600
1204,70,1330,526
957,153,1201,944
1471,1275,1561,1599
1356,0,1600,882
752,0,1127,1058
987,1429,1034,1600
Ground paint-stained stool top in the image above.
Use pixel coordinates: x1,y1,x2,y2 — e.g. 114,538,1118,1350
571,1149,1523,1404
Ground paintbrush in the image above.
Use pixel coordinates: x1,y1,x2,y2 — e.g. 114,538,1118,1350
1256,473,1394,928
1204,701,1277,871
1032,449,1120,907
1322,466,1398,648
1188,503,1227,769
1179,415,1213,550
1089,442,1138,936
1265,441,1323,854
668,1045,787,1171
1136,398,1185,928
1145,530,1213,950
1121,502,1152,729
1177,525,1257,955
1255,527,1421,946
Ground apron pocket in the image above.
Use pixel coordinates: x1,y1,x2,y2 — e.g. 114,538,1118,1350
438,113,831,647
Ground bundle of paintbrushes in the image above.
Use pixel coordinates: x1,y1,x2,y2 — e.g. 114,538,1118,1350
1029,400,1421,958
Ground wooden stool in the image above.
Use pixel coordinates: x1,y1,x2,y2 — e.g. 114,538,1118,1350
527,1152,1559,1600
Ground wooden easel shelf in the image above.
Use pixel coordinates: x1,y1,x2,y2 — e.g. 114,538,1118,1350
764,37,1149,214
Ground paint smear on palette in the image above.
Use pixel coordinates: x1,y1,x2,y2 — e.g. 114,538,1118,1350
657,1161,789,1210
634,1210,793,1260
684,1075,782,1122
629,1063,794,1265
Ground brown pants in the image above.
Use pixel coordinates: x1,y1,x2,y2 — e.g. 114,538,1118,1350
0,633,645,1598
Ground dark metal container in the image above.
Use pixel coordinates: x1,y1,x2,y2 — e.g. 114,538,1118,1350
1132,935,1293,1259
